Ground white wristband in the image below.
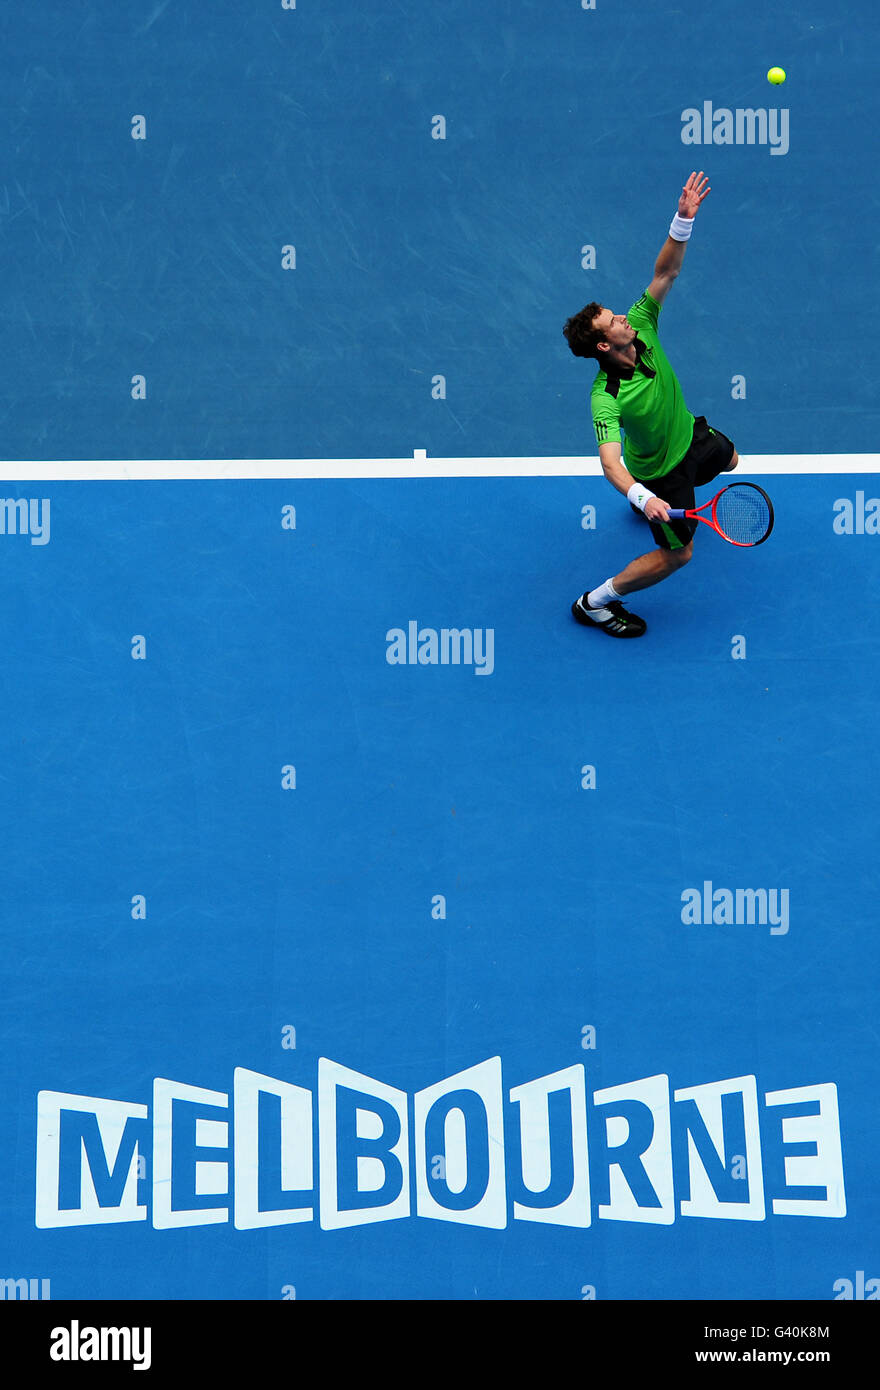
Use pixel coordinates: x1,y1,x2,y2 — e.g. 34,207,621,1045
669,214,694,241
627,482,656,513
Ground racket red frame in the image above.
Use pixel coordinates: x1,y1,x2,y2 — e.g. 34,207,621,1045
667,482,774,547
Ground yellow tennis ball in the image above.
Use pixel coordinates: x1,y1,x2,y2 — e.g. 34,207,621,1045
767,67,786,85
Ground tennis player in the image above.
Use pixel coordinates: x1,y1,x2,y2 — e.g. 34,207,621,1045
562,172,738,637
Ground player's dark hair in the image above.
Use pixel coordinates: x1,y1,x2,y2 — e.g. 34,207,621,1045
562,302,607,360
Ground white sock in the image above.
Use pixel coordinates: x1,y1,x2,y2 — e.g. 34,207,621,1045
586,578,621,611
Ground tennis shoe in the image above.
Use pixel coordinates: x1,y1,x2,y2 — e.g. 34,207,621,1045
571,594,647,637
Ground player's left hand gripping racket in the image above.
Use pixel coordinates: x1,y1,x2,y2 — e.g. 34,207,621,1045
667,481,774,547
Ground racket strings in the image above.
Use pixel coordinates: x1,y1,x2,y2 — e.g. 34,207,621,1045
714,486,772,544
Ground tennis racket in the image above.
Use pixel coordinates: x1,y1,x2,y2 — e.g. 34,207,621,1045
667,482,774,547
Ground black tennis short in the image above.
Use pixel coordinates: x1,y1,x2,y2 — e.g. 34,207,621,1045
643,416,736,550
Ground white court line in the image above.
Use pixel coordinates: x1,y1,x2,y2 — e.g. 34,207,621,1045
0,453,876,481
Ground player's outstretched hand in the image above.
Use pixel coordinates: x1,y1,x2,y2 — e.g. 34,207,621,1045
644,496,672,522
679,171,711,218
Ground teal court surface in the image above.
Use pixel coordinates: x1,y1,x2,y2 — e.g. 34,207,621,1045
0,0,878,1304
1,453,878,1300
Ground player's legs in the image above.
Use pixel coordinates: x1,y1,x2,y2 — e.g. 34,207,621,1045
607,426,732,595
612,541,693,594
571,543,692,636
572,487,695,636
571,419,731,638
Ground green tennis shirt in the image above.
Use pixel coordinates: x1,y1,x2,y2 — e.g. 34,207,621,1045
590,290,695,482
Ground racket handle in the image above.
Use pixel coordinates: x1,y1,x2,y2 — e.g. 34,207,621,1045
666,508,686,519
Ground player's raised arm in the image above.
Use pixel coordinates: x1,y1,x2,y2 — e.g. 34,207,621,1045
647,171,711,304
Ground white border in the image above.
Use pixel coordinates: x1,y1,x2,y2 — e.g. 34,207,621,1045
0,453,876,481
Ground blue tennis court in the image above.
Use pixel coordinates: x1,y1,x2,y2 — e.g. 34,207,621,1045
0,0,878,1306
